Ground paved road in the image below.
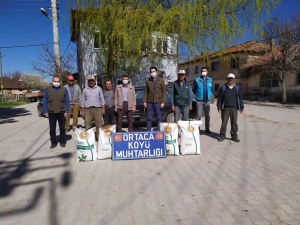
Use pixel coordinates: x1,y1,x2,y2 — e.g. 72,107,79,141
0,102,299,225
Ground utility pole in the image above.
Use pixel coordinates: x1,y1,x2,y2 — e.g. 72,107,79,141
0,48,3,100
51,0,61,80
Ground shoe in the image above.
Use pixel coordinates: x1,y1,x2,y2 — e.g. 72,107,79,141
205,129,212,134
50,144,57,149
218,138,225,142
231,138,240,142
60,143,66,147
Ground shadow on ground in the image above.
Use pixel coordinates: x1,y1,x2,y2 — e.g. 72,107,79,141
0,108,31,124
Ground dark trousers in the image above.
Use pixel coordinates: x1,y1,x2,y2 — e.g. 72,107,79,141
220,107,238,138
103,106,116,126
117,102,133,132
48,113,66,145
146,102,162,131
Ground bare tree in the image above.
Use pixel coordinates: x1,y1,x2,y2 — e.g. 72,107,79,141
31,40,77,78
263,14,300,103
3,71,22,78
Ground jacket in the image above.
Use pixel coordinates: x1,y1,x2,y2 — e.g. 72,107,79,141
193,76,213,101
171,78,193,107
64,84,82,105
143,76,166,103
114,84,136,110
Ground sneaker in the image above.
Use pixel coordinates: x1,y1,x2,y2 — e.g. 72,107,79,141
50,144,57,149
231,138,240,142
218,138,225,142
205,129,212,134
60,143,66,148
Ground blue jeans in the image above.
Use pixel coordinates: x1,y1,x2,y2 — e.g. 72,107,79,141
146,103,162,131
196,100,211,130
175,106,189,122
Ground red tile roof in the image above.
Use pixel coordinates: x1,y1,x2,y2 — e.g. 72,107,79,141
180,41,269,65
2,77,27,89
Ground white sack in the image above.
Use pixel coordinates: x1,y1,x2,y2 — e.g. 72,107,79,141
178,120,202,155
160,123,179,156
74,127,97,162
98,125,116,159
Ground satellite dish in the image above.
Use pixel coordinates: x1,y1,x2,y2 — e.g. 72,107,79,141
40,8,51,19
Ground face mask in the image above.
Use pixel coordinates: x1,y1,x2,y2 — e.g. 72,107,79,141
53,82,60,87
122,80,129,85
201,72,207,76
151,72,157,78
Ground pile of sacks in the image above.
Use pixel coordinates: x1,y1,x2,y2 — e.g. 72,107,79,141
74,125,116,162
160,120,202,156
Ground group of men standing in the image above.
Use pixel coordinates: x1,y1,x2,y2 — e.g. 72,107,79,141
43,66,244,149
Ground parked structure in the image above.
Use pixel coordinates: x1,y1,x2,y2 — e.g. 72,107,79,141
0,77,27,100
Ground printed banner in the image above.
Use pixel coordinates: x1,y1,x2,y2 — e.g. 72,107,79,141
112,131,166,160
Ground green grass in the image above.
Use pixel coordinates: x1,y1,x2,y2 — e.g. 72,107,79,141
0,99,30,108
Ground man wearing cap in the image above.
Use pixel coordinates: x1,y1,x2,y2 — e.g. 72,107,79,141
43,75,70,149
192,67,214,133
81,75,105,140
171,70,194,122
217,73,244,142
103,79,116,125
114,75,136,132
64,75,82,131
143,66,166,131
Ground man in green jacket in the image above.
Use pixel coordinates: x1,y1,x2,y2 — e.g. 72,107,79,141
171,70,194,122
143,66,166,131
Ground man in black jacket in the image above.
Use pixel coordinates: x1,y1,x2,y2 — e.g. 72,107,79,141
217,73,244,142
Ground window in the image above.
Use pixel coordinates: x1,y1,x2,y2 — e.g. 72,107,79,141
135,90,145,100
259,72,278,87
231,57,239,69
94,32,100,48
214,83,220,92
185,68,189,76
212,61,219,71
195,66,199,75
156,39,162,53
163,40,168,54
94,32,106,49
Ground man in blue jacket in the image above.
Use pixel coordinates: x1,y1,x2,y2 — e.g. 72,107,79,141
217,73,244,142
192,67,214,133
43,75,70,149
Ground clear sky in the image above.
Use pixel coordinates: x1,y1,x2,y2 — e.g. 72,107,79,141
1,0,300,78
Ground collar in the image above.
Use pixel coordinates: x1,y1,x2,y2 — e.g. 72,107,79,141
227,83,235,89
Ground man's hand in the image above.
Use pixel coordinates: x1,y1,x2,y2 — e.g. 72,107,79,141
133,108,136,113
64,113,68,117
218,109,221,113
101,108,105,115
171,105,175,111
81,109,85,118
44,113,48,118
160,103,164,108
189,105,192,110
143,102,147,108
239,109,243,114
114,108,118,113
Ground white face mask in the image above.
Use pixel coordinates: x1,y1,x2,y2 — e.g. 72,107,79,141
53,82,60,87
122,80,129,85
151,72,157,78
201,72,207,76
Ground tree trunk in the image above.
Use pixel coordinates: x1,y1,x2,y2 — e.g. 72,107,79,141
282,74,287,103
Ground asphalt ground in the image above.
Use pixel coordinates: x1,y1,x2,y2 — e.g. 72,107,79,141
0,102,299,225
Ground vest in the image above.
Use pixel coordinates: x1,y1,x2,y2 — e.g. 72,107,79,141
173,79,190,107
47,86,66,113
194,76,213,101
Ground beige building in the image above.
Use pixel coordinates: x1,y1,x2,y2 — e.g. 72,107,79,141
178,41,269,96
